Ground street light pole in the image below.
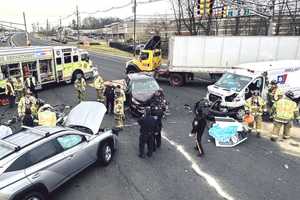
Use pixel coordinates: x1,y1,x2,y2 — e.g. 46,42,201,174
76,5,80,43
133,0,137,56
23,12,30,45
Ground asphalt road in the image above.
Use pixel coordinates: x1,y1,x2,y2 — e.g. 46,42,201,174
4,33,300,200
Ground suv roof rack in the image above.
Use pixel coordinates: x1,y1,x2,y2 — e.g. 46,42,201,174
21,126,50,137
0,127,65,161
0,140,21,151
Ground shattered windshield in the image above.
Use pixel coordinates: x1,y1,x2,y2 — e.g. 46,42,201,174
132,78,159,93
215,73,252,92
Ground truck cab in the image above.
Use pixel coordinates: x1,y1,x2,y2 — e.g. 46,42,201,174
206,60,300,120
125,36,161,74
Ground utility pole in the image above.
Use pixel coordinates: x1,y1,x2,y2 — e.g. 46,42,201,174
59,17,62,41
133,0,137,56
46,19,49,39
23,12,30,46
76,5,80,43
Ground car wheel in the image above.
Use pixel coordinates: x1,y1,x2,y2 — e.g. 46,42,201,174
98,142,113,166
21,191,46,200
169,73,185,87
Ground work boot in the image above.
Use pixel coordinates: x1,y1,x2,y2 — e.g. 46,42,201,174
270,137,277,142
138,154,145,159
283,135,290,139
256,132,261,138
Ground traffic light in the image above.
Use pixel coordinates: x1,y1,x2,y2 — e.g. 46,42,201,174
195,0,214,17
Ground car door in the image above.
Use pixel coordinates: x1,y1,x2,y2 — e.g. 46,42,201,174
24,139,68,192
56,134,94,178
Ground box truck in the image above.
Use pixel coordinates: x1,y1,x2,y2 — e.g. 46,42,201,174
155,36,300,86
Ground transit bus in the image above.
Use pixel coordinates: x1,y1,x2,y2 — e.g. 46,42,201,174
0,46,96,96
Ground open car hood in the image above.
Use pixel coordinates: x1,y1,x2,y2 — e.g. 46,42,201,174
65,101,107,135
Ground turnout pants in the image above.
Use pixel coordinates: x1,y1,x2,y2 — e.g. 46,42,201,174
272,121,292,139
77,90,86,102
248,115,263,133
115,114,124,129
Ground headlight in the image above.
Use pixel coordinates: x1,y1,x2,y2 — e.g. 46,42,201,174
131,97,140,105
225,93,238,102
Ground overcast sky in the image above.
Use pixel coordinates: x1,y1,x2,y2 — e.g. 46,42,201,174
0,0,171,30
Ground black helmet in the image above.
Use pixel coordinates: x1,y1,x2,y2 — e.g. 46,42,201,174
270,80,277,85
285,90,294,100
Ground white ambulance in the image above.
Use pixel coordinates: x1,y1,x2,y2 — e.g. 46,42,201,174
206,60,300,120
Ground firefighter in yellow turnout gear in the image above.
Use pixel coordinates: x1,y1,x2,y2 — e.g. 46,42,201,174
13,77,25,103
271,90,299,141
91,74,105,102
244,90,266,137
18,90,38,119
267,80,282,108
74,75,86,102
114,87,125,130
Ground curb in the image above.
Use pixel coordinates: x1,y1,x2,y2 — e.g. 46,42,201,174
84,49,133,60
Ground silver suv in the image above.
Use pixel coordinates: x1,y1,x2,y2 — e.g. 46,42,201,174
0,102,118,200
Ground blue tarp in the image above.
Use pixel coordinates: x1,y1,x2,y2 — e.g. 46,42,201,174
208,124,239,142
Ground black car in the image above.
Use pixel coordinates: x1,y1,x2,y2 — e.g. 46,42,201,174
125,73,165,117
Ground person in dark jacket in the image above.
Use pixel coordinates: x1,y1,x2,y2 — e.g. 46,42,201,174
190,107,207,157
138,108,156,158
22,108,35,127
104,84,115,114
150,101,164,150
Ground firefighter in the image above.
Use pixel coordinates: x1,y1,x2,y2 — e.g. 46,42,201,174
138,107,156,158
74,75,86,102
37,104,57,127
5,78,15,108
244,90,266,137
18,90,38,119
114,97,125,130
14,77,25,103
190,106,206,157
25,75,37,98
115,85,126,103
267,80,281,108
92,74,105,102
270,90,299,141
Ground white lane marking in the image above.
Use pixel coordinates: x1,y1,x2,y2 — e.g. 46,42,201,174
162,131,234,200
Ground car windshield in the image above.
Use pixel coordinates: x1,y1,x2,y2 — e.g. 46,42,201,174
132,78,159,93
215,73,252,92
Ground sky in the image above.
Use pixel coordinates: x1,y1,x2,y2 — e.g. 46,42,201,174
0,0,172,31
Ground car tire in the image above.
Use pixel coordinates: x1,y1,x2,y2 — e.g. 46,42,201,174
169,73,185,87
98,142,113,166
21,191,46,200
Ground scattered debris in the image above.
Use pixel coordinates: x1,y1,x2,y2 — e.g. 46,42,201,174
283,164,289,169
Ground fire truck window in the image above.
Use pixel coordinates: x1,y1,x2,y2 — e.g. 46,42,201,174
39,60,52,74
1,65,9,79
64,53,72,64
73,55,78,62
56,58,62,65
8,63,21,78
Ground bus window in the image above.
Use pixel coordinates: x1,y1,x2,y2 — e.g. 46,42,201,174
56,58,62,65
73,55,78,62
64,53,72,64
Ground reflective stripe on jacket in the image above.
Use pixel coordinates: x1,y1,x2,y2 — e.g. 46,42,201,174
272,98,298,122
